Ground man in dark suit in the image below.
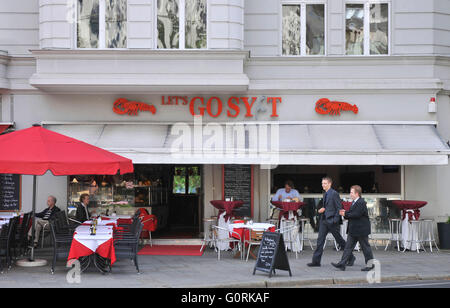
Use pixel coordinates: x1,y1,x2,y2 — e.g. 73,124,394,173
308,177,354,267
75,193,92,223
332,185,375,271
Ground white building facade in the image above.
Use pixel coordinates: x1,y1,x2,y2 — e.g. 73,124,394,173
0,0,449,238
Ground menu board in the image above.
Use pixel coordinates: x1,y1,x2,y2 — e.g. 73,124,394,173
0,174,21,211
223,165,252,218
253,232,291,277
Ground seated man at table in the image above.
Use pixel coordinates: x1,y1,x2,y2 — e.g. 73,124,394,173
28,195,61,248
271,180,302,202
75,193,95,223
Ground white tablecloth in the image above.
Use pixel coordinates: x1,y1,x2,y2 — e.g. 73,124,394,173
401,212,419,251
280,215,300,252
73,225,113,252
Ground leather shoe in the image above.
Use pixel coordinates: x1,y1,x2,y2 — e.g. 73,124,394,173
307,262,321,267
361,265,375,272
347,255,356,266
331,262,346,271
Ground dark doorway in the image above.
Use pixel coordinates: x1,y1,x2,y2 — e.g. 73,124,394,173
152,165,203,239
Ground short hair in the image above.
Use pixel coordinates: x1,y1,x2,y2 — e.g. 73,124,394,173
322,176,333,184
80,193,89,203
48,195,57,204
284,180,294,189
351,185,362,197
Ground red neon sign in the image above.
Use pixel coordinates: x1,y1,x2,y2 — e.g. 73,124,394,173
315,98,358,116
113,98,156,116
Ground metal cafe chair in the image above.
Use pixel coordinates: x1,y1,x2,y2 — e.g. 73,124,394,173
114,220,144,273
403,220,425,253
0,216,19,272
276,222,301,259
421,219,440,252
200,217,217,252
299,218,314,251
385,218,402,251
212,226,242,261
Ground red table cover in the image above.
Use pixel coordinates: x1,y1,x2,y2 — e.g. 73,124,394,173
341,201,353,212
210,200,244,222
270,201,306,221
68,237,116,264
392,200,427,221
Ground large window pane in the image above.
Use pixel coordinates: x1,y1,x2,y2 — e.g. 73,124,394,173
185,0,207,49
370,3,388,55
157,0,180,49
346,4,364,55
173,167,186,194
77,0,99,48
306,4,325,55
282,5,300,55
105,0,127,48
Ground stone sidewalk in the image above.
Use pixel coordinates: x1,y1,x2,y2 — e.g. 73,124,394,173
0,246,449,288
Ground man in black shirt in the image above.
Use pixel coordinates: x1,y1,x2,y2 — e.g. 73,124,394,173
28,195,61,247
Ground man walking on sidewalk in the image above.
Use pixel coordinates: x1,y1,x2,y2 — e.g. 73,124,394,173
331,185,375,271
308,176,354,267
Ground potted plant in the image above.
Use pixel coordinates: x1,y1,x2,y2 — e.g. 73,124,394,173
437,216,450,249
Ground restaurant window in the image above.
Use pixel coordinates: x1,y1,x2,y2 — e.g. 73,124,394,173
282,2,325,56
68,165,170,212
172,166,201,194
270,165,402,234
77,0,127,48
157,0,207,49
345,2,389,55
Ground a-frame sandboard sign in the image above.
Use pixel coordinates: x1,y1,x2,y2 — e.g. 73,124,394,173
253,231,292,278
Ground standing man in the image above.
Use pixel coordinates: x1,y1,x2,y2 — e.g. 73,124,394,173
28,195,61,248
308,176,354,267
332,185,375,271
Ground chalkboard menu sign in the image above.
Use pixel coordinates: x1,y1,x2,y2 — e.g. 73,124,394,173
253,232,291,278
0,174,21,211
223,165,253,218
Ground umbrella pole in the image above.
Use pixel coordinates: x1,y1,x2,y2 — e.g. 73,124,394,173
29,175,37,261
16,175,47,267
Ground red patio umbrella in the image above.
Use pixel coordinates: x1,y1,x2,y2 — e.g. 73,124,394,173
0,125,134,263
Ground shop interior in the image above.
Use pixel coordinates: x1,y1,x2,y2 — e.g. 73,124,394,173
68,164,203,238
270,165,402,233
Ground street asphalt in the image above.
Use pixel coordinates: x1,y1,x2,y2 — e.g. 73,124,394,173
0,246,449,288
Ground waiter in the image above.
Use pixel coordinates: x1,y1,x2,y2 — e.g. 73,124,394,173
332,185,375,271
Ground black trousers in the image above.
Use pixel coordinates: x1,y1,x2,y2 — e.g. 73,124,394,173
338,234,374,266
312,219,350,265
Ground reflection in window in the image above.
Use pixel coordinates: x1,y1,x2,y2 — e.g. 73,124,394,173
173,167,186,194
188,167,201,194
370,3,388,55
157,0,180,49
105,0,127,48
346,4,364,55
282,5,301,55
77,0,99,48
306,4,325,55
185,0,207,49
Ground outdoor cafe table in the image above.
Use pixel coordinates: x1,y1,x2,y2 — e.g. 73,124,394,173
271,201,305,252
68,225,116,272
392,200,427,251
210,200,244,251
228,222,276,259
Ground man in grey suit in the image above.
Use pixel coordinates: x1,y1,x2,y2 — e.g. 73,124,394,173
332,185,375,271
307,176,354,267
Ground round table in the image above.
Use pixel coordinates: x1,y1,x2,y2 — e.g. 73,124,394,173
392,200,427,251
228,222,276,259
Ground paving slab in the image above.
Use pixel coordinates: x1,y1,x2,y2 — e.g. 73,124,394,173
0,246,449,288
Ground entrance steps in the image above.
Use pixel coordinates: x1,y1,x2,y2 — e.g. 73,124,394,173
141,238,203,246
